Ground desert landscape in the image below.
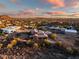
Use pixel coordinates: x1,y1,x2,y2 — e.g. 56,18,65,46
0,15,79,59
0,0,79,59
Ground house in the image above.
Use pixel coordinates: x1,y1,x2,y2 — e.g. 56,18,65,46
48,26,63,33
30,29,48,39
1,26,21,34
48,26,60,30
48,26,78,35
64,29,78,35
62,26,78,35
33,30,48,39
31,29,38,34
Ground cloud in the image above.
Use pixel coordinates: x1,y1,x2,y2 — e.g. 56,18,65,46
10,0,17,3
0,3,6,9
10,9,79,18
10,9,69,18
47,0,79,8
45,11,66,15
10,8,48,18
48,0,64,8
65,0,79,8
11,9,37,18
72,13,79,16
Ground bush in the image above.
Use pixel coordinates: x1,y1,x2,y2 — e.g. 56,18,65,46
26,40,33,44
7,44,13,49
65,47,79,55
71,48,79,55
66,47,74,54
50,34,57,40
55,41,62,47
15,38,21,41
33,43,39,48
11,39,17,46
44,39,51,47
26,40,34,47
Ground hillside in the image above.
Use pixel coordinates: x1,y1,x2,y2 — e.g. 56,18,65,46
0,15,11,20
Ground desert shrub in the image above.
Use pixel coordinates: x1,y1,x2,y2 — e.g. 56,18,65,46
11,39,17,46
66,47,79,55
55,41,62,47
15,38,21,41
66,47,74,54
27,40,33,44
33,43,39,48
71,48,79,55
7,44,13,49
44,39,51,47
50,34,57,40
26,40,34,46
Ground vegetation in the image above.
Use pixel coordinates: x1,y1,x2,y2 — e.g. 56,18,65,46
55,41,62,47
0,17,79,58
44,39,51,47
33,43,39,48
26,40,34,46
50,34,57,40
7,44,13,49
11,39,17,46
66,47,74,54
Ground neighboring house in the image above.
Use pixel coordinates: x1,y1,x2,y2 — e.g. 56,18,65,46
48,26,60,30
65,29,78,34
33,30,48,38
1,26,21,34
30,29,48,39
37,32,48,38
48,26,78,34
45,31,52,35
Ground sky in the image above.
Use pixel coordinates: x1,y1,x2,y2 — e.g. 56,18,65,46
0,0,79,17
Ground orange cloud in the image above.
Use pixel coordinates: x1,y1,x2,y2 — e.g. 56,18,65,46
11,8,45,18
72,13,79,16
45,11,66,15
62,0,79,8
48,0,64,7
12,9,36,18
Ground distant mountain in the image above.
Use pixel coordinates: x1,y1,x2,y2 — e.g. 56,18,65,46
0,15,12,20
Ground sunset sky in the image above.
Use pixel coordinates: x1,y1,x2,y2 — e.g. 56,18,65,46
0,0,79,17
